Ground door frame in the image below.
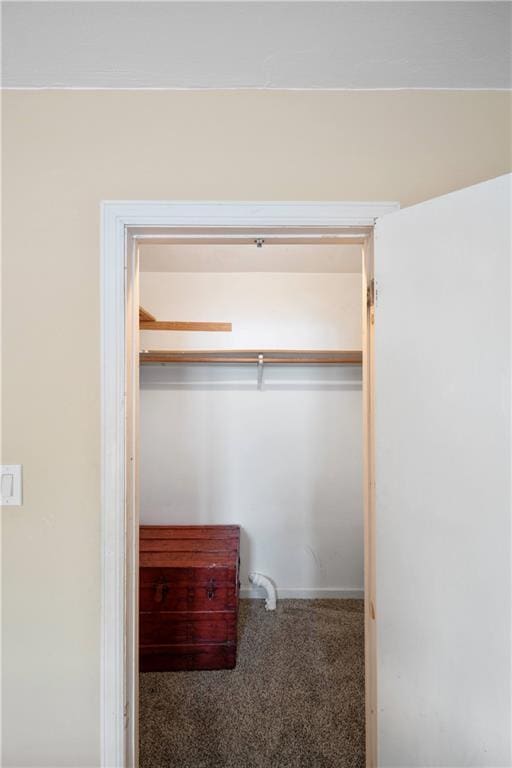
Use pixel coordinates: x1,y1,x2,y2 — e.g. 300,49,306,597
100,200,398,768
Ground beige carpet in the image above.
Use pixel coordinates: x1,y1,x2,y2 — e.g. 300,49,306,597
140,599,365,768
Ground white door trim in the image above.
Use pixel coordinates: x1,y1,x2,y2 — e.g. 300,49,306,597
100,199,399,768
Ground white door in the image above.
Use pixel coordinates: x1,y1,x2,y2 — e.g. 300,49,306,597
374,174,511,767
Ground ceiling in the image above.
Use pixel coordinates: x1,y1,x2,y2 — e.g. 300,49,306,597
140,244,362,273
3,2,511,89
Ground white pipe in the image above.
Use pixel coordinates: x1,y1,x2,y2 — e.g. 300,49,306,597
248,572,277,611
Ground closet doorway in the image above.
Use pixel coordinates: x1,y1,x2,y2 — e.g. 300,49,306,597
137,233,373,767
100,201,397,768
139,240,365,735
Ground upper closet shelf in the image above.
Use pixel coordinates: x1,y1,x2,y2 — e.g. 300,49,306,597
140,349,362,365
139,305,232,332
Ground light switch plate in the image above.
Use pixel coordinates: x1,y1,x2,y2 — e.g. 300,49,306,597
1,465,22,506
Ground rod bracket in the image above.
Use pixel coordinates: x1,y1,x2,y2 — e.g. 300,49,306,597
257,354,264,389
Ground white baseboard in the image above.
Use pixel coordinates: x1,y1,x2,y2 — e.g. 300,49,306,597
240,587,364,600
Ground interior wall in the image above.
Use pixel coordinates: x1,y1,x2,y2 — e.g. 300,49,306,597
2,90,511,767
139,271,362,351
140,271,363,596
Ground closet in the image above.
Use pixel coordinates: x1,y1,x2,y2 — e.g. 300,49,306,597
138,240,366,767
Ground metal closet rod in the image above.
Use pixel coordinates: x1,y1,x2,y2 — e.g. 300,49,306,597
139,350,363,365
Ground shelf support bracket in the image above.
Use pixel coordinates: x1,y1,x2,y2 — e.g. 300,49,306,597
257,354,264,390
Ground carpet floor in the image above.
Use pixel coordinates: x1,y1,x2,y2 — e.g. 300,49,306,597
139,599,365,768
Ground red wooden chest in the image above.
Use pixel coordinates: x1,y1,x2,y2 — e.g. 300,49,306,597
139,524,240,672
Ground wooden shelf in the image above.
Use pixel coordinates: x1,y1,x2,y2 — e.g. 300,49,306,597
139,305,232,333
141,321,232,332
140,349,362,365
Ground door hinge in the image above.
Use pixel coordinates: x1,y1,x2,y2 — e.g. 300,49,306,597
367,279,376,308
124,702,129,729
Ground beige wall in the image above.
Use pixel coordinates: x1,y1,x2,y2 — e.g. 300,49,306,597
2,90,511,767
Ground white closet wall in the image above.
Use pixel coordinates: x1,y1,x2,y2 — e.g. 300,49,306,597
140,271,363,596
140,272,362,351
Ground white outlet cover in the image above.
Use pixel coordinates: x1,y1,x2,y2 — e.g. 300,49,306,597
1,465,22,506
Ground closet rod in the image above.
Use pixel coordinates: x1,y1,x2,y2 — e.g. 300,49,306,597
140,350,363,365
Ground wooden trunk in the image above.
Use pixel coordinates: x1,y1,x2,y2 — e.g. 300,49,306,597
139,524,240,672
